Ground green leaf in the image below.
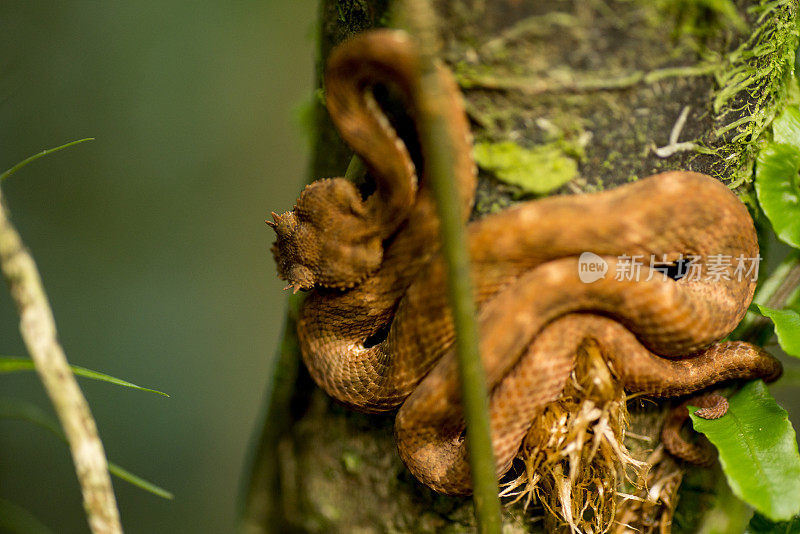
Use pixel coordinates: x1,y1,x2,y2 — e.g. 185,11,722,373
0,356,169,397
473,141,577,195
747,513,800,534
0,398,173,500
755,141,800,249
773,107,800,147
755,306,800,358
0,498,55,534
0,397,63,438
690,381,800,522
0,138,94,182
107,462,174,500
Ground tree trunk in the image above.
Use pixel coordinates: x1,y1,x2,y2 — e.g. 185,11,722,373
242,1,798,532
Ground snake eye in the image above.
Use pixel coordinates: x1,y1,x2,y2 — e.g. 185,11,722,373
651,258,694,281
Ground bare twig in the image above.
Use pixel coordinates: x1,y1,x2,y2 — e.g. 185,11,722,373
0,186,122,534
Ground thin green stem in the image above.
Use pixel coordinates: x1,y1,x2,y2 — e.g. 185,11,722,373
0,138,94,182
734,249,800,343
0,397,173,499
423,82,502,532
399,2,502,532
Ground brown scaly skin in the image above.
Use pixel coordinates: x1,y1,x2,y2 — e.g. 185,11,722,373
269,178,384,292
661,393,730,466
268,30,782,495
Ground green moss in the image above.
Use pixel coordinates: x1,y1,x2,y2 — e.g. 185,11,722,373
340,449,362,474
313,0,393,180
334,0,374,25
658,0,748,44
473,141,578,195
704,0,800,187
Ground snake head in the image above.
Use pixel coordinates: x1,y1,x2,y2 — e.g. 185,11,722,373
269,178,383,291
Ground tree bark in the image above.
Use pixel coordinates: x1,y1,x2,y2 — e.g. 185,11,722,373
242,1,798,532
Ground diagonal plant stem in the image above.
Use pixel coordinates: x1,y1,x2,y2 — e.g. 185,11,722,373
0,186,122,534
0,138,94,183
735,249,800,344
400,1,502,532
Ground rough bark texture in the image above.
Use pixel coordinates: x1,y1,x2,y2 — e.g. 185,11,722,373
244,1,798,532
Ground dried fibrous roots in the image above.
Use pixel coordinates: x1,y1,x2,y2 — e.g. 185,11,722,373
613,448,684,534
500,339,684,533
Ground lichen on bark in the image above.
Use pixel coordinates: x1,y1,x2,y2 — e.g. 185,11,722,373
243,1,799,533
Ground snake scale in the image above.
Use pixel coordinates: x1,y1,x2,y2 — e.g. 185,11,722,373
269,30,782,495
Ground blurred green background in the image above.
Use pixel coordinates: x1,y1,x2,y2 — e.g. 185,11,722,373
0,2,315,532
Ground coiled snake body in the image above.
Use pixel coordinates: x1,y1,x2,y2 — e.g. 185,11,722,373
269,30,782,495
